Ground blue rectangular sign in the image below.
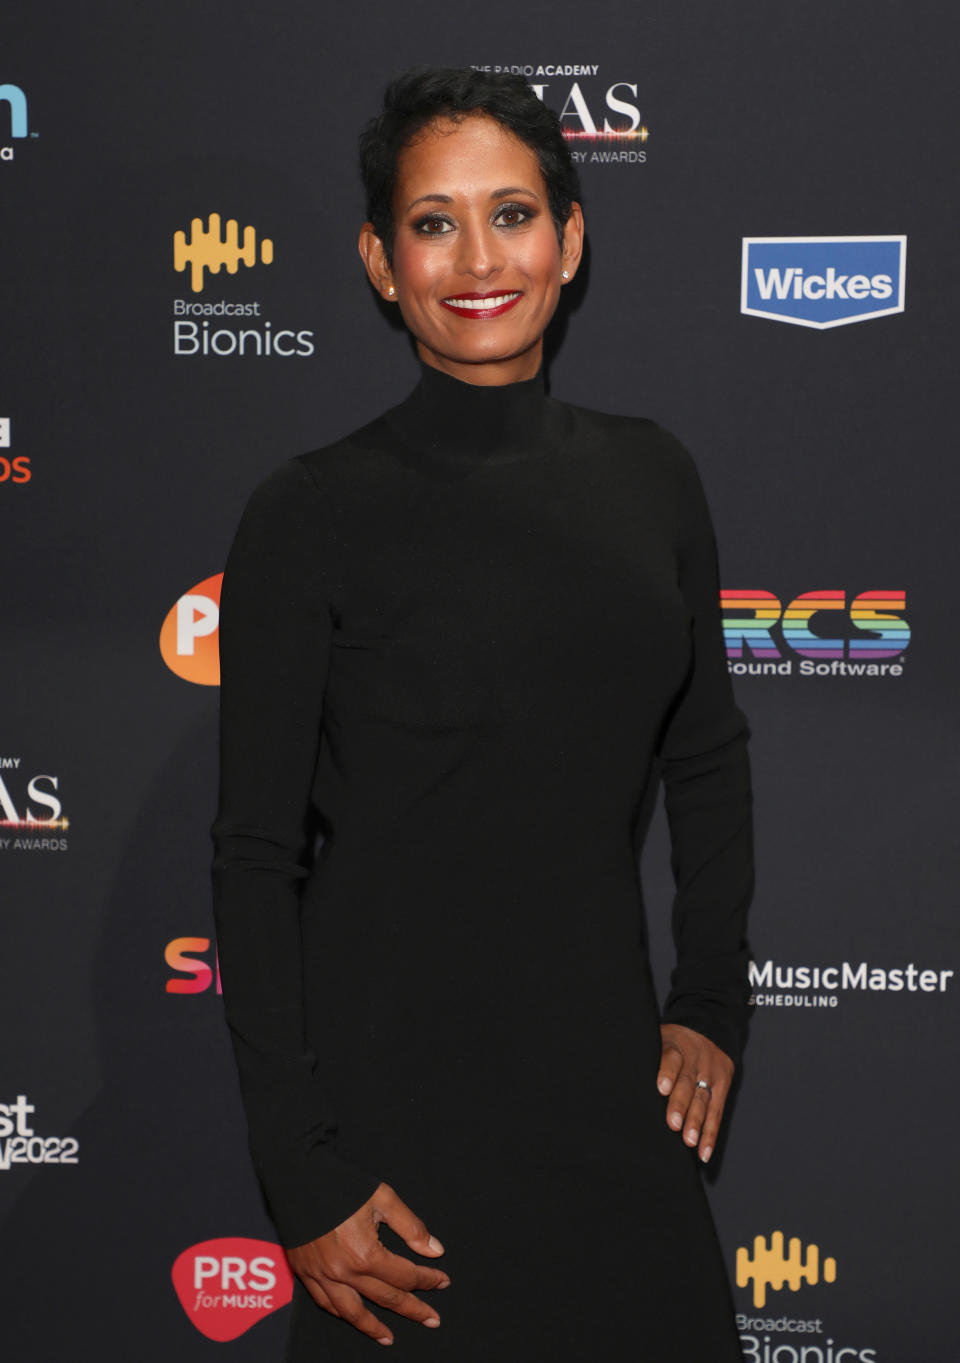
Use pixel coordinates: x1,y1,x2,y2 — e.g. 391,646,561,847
741,236,906,329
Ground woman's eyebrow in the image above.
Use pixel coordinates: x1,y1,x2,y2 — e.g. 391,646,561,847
404,186,542,212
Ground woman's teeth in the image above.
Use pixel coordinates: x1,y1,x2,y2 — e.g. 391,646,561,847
442,293,522,310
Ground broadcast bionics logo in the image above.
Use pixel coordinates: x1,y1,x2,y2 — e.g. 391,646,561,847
737,1232,837,1310
741,237,906,328
173,214,273,294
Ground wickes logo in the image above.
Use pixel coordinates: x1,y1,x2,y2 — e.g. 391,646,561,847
741,236,906,328
736,1232,837,1309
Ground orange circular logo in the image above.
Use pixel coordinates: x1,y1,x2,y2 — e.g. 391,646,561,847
159,573,223,685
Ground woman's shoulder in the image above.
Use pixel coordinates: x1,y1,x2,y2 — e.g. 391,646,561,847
551,393,697,477
234,411,396,515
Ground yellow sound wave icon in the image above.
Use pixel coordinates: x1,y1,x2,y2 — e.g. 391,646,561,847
173,214,274,294
736,1232,837,1308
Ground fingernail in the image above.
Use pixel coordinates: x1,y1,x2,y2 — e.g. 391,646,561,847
685,1128,698,1144
437,1279,451,1289
670,1111,682,1129
424,1318,441,1328
377,1337,393,1345
428,1235,444,1253
658,1078,672,1094
701,1146,713,1163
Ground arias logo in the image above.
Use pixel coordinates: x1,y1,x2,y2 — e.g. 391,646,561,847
160,574,221,685
722,589,909,678
171,1237,294,1341
0,759,68,851
470,64,648,166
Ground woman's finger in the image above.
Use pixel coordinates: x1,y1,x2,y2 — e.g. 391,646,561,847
665,1062,698,1133
323,1277,400,1346
657,1040,685,1096
697,1084,728,1163
680,1080,713,1147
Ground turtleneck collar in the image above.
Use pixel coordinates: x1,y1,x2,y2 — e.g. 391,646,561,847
384,356,549,462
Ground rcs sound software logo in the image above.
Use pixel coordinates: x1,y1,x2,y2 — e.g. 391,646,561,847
723,589,910,678
0,83,36,163
171,1237,294,1341
159,574,222,685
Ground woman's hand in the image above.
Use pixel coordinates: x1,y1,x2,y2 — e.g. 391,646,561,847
657,1023,734,1165
285,1181,450,1346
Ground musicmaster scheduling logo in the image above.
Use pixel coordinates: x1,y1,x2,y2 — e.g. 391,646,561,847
735,1233,877,1362
171,1237,294,1341
159,573,222,684
471,65,648,166
722,589,909,678
749,958,953,1010
741,237,906,329
1,83,37,163
0,758,68,850
171,213,315,358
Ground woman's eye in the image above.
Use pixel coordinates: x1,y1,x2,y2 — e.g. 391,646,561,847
416,215,453,235
494,204,531,228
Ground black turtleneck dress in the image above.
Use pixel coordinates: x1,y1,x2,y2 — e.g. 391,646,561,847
211,357,754,1361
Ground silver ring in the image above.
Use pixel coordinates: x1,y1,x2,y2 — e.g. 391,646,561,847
695,1080,712,1093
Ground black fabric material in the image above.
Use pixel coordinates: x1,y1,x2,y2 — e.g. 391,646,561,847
211,357,754,1359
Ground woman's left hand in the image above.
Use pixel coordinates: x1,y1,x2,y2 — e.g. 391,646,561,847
657,1023,734,1164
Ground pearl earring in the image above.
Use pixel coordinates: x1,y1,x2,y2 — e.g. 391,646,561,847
387,285,396,296
561,269,569,279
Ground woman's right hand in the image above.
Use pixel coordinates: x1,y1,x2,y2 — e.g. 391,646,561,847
285,1181,450,1346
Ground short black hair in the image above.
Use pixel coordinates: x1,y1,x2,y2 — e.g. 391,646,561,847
358,65,582,267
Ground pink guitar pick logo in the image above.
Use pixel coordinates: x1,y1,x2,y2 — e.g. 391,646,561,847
171,1236,294,1341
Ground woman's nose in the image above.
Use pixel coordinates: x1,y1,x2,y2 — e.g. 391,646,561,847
454,217,503,280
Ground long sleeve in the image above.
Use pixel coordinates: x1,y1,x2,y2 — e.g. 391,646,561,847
654,429,756,1069
210,457,381,1249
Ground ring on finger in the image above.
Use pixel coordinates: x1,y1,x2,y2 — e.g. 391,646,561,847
695,1079,712,1095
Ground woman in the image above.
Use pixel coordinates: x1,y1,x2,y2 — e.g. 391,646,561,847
212,65,754,1361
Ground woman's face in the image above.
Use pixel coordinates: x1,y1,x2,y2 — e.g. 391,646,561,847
359,113,583,384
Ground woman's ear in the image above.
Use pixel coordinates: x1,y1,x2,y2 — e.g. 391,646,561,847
559,201,585,282
358,223,397,301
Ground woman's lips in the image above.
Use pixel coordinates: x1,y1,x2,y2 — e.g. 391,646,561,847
439,290,523,319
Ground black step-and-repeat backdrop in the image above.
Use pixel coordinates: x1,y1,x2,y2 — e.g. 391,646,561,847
3,3,957,1358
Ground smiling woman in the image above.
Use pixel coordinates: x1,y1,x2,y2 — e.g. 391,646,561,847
358,111,583,379
211,64,755,1363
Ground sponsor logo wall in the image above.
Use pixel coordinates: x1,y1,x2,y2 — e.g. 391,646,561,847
3,4,955,1359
